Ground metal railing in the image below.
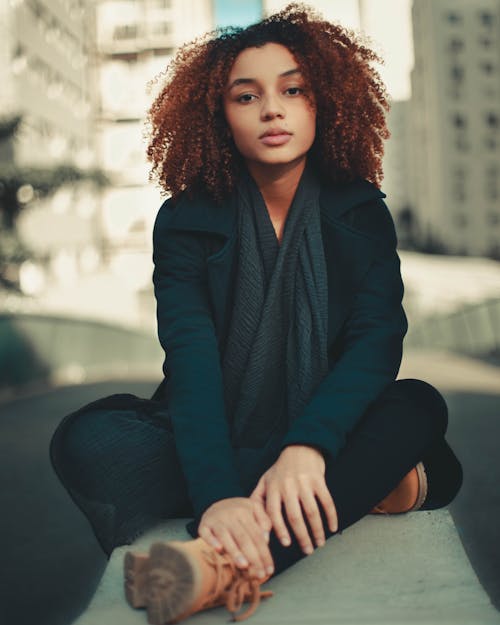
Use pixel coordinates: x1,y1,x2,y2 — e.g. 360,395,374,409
0,313,163,393
405,297,500,362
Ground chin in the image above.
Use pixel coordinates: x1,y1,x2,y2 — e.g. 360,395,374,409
252,152,306,166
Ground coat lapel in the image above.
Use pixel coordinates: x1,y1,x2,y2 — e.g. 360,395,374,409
166,179,387,349
319,181,388,346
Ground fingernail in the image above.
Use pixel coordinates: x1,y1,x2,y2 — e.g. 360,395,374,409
266,565,274,574
317,539,325,547
304,545,313,555
263,531,270,542
236,555,248,566
258,569,266,579
281,536,291,546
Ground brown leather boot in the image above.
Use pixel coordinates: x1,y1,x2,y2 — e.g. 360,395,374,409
369,462,428,514
124,537,274,623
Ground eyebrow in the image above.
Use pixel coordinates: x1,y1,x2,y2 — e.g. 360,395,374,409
227,68,302,91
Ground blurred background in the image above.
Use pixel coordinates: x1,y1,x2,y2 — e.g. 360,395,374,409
1,1,499,625
1,0,499,392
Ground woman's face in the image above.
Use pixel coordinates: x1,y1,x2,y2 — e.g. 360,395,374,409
222,42,316,173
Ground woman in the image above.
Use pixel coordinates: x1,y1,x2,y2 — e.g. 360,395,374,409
49,3,464,624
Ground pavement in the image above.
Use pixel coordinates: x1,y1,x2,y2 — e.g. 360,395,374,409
1,347,499,625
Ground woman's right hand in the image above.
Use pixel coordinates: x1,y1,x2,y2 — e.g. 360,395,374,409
198,497,275,579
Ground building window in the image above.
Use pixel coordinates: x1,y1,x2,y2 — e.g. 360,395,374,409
452,167,466,202
29,0,43,19
446,11,463,24
485,136,497,150
485,112,499,128
452,113,467,128
479,35,493,48
150,21,171,36
478,11,495,28
451,65,465,82
480,60,495,75
113,24,138,40
486,166,499,200
485,137,499,151
448,38,464,53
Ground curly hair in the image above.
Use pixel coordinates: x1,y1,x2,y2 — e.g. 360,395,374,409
146,2,391,205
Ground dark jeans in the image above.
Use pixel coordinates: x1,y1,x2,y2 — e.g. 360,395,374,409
49,378,463,577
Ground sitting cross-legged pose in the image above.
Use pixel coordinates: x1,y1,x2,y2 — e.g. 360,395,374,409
49,3,464,623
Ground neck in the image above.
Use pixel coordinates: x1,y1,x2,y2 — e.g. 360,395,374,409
244,157,307,217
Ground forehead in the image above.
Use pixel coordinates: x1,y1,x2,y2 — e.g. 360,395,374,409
227,42,300,78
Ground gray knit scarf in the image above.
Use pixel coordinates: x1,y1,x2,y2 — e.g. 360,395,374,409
221,162,330,450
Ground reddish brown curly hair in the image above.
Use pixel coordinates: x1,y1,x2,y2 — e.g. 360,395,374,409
146,2,391,205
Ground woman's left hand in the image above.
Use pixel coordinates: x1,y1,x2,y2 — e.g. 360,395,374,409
249,444,338,555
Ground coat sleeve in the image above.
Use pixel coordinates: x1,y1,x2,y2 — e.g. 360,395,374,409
279,199,409,461
152,199,246,519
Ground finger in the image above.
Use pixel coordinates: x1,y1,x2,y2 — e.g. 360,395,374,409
210,521,251,570
247,522,274,578
232,518,269,579
299,488,325,547
316,482,339,533
250,478,266,506
267,486,291,547
284,492,314,555
198,524,224,552
252,501,272,542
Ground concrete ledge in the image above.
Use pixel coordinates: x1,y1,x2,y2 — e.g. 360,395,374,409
74,510,500,625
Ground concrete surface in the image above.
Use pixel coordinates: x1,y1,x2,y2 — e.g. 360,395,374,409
75,511,500,625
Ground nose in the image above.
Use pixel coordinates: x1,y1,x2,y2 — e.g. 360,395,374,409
260,93,285,120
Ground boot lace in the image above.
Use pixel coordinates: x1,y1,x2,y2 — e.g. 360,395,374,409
199,546,274,621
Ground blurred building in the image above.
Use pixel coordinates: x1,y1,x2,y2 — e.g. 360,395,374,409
1,0,96,167
409,0,500,258
381,101,413,246
95,0,213,258
1,0,103,294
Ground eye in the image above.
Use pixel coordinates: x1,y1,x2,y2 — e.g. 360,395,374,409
236,93,257,104
285,87,304,96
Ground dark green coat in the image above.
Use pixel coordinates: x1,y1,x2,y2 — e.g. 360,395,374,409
150,177,408,522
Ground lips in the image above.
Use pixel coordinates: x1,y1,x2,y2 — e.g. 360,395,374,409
259,128,292,146
259,128,291,138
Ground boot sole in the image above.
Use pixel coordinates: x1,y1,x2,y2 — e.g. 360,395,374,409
124,542,201,625
369,461,429,515
124,551,149,608
408,461,428,511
